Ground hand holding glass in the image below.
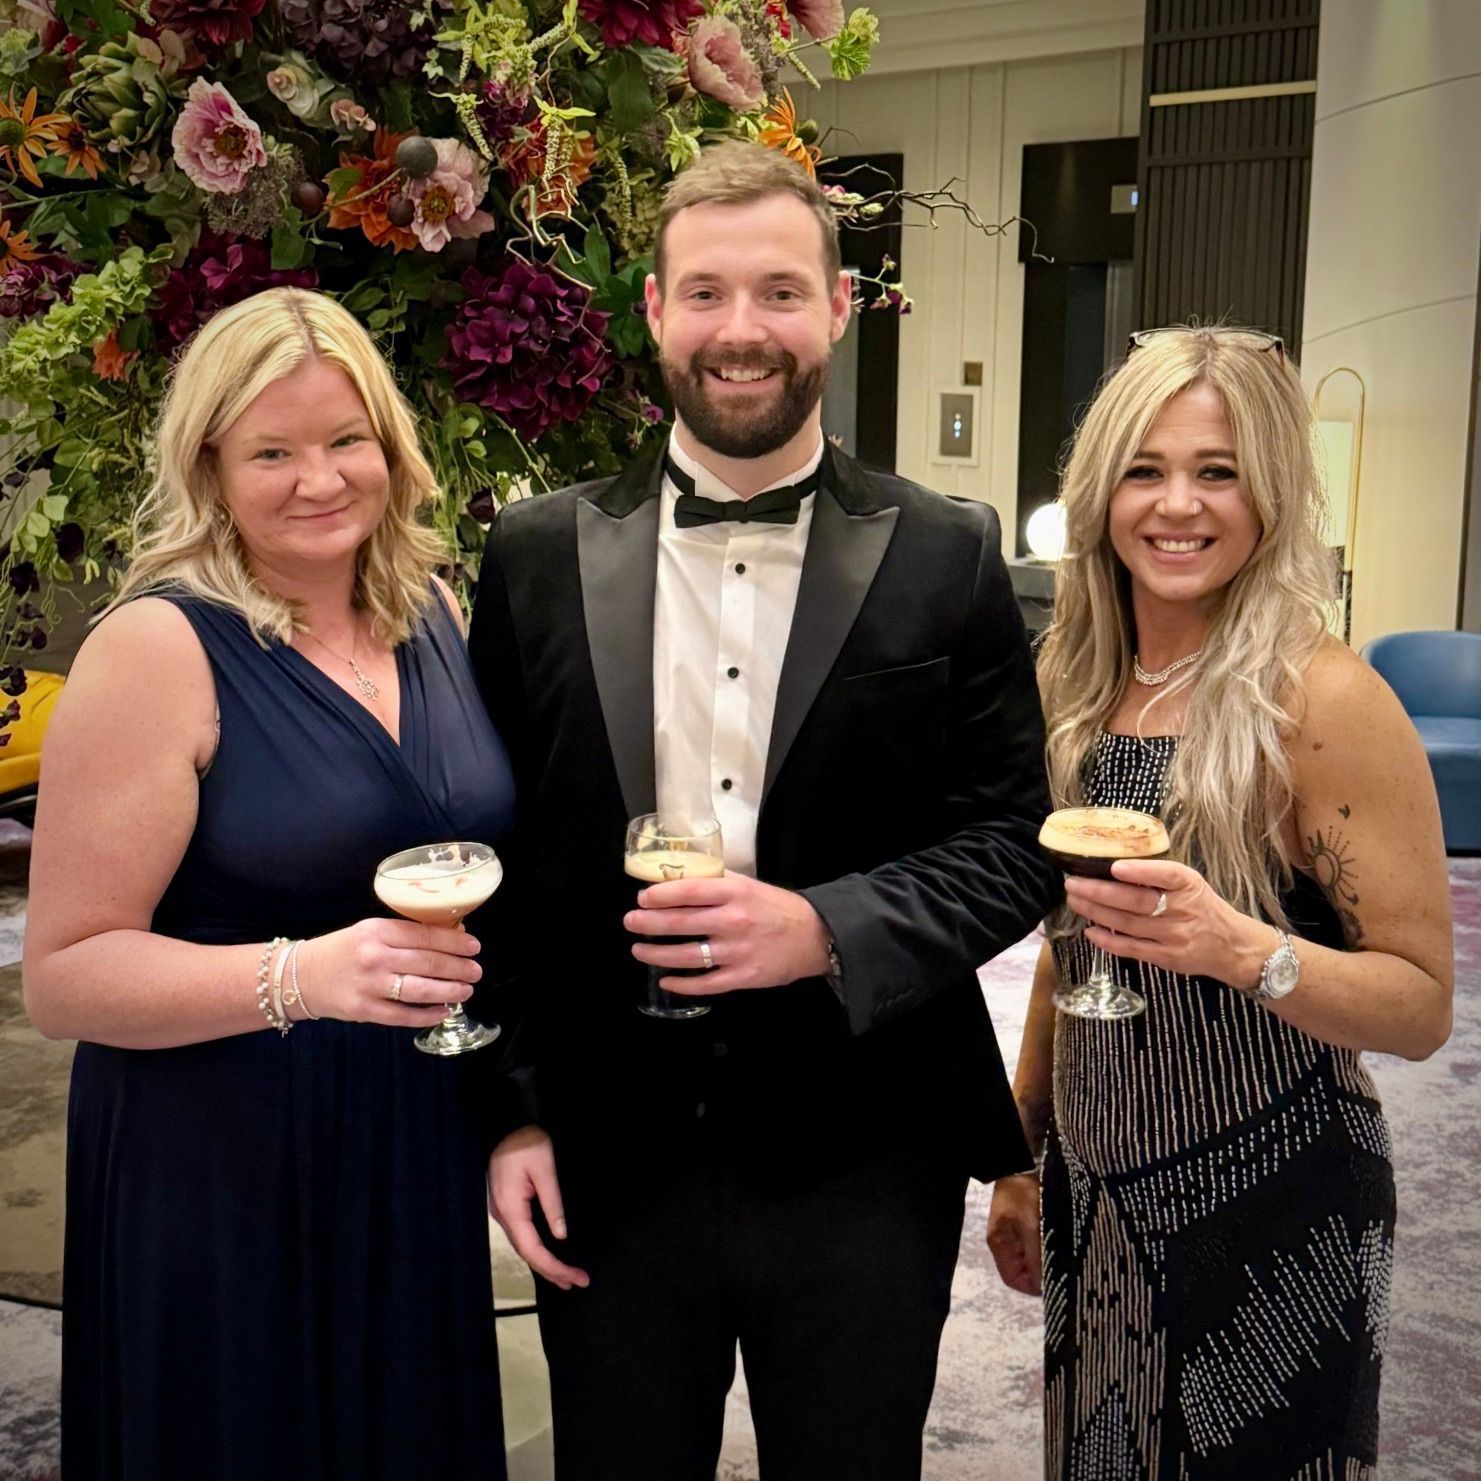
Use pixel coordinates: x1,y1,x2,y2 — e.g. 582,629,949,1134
374,841,503,1055
1039,807,1170,1020
624,813,724,1020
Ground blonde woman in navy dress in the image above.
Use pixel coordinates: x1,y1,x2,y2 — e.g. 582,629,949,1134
986,325,1453,1478
23,289,513,1480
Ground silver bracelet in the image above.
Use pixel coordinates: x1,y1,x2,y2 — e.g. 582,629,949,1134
269,938,293,1036
256,937,290,1033
282,940,317,1021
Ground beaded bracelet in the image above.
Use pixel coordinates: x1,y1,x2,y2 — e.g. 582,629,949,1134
269,938,294,1036
256,937,291,1033
282,940,318,1021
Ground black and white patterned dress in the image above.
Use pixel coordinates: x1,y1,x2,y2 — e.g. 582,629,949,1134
1042,733,1394,1480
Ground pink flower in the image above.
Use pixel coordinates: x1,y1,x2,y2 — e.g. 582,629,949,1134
407,137,496,253
170,79,267,194
329,97,376,136
786,0,844,41
685,15,764,112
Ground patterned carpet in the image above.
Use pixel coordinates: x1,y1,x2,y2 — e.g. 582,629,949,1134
3,839,1479,1479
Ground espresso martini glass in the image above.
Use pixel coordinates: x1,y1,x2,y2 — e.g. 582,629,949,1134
374,841,503,1055
1039,806,1170,1019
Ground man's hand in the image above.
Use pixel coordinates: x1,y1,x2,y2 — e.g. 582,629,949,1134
487,1126,590,1291
624,874,833,995
986,1173,1043,1295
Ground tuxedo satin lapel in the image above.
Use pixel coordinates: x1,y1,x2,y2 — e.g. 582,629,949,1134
578,486,660,823
762,480,899,802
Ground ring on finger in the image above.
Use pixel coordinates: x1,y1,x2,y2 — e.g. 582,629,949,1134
389,972,405,1002
698,938,714,971
1151,891,1168,918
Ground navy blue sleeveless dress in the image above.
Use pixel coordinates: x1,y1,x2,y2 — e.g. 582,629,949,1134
61,591,515,1481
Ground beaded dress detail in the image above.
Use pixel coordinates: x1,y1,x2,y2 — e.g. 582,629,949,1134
1043,733,1394,1480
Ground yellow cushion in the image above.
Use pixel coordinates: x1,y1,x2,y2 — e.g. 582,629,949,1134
0,671,65,793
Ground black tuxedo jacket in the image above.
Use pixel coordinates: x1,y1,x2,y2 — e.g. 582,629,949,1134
469,444,1059,1186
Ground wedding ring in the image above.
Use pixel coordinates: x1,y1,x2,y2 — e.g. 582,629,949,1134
389,973,405,1002
1152,892,1168,918
698,939,714,971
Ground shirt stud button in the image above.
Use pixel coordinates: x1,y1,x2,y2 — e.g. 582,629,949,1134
727,667,739,679
735,563,747,575
720,778,733,792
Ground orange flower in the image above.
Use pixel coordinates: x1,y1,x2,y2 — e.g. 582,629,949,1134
52,117,103,181
92,330,137,382
501,120,597,219
0,87,68,190
758,89,821,177
326,129,417,253
0,215,41,270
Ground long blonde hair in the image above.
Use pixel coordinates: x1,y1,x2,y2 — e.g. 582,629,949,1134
1038,326,1335,924
112,287,446,645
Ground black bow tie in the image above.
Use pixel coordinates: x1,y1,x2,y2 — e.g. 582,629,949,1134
667,458,822,529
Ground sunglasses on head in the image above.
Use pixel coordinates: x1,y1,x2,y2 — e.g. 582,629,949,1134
1126,328,1285,362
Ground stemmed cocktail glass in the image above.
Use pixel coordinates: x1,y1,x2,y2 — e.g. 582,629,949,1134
374,841,503,1055
1039,807,1170,1020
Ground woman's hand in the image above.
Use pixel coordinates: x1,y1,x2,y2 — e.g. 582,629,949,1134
986,1173,1043,1296
294,918,484,1027
1066,858,1275,990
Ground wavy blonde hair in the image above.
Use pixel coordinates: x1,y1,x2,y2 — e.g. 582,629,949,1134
1038,326,1335,925
111,287,446,645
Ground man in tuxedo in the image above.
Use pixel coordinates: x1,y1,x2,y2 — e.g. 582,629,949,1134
470,141,1058,1481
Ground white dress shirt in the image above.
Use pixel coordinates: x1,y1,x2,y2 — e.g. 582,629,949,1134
653,433,823,877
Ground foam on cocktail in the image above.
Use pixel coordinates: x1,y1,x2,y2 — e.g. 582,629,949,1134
1039,807,1170,878
375,859,502,925
624,849,725,883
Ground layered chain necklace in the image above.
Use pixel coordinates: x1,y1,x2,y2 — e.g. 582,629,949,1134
301,620,380,701
1133,648,1203,687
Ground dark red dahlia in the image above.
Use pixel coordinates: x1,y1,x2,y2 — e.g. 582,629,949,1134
150,0,267,49
151,232,318,355
577,0,704,49
443,258,614,443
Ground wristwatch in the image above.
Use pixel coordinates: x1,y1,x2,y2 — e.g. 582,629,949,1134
1248,930,1300,1001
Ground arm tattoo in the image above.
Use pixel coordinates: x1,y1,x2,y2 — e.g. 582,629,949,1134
1307,815,1364,948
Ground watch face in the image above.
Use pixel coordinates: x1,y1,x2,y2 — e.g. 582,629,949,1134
1266,951,1300,997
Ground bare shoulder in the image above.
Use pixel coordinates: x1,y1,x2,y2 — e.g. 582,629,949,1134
431,574,466,636
1294,635,1414,756
53,597,217,766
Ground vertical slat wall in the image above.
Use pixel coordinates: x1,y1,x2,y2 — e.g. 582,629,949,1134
1134,0,1320,354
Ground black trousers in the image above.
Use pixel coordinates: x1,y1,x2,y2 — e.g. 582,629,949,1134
534,1138,969,1481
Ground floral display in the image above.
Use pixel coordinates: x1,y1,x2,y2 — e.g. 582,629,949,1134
0,0,905,695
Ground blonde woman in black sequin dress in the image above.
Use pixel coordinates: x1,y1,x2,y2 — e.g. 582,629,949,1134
986,325,1453,1479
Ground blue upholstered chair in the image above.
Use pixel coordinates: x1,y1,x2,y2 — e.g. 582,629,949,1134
1361,630,1481,853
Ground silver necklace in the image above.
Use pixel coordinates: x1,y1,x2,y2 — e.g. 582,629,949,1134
302,623,380,701
1134,648,1202,686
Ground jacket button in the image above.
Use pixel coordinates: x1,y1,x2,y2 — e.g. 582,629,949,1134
712,1042,728,1059
695,1102,707,1118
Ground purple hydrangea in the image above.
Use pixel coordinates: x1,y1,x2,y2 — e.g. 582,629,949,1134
475,78,534,148
151,231,318,355
443,259,614,443
0,255,82,319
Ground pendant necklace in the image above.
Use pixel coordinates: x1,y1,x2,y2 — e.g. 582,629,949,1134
1133,649,1203,687
302,622,380,701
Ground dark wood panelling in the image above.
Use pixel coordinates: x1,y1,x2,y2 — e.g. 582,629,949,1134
1133,0,1319,353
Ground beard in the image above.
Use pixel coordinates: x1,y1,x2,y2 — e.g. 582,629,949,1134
660,345,829,460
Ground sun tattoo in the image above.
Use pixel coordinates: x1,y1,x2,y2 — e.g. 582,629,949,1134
1307,816,1363,947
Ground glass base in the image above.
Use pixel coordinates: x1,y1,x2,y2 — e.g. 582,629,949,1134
638,1001,710,1020
415,1008,502,1056
1053,980,1145,1020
